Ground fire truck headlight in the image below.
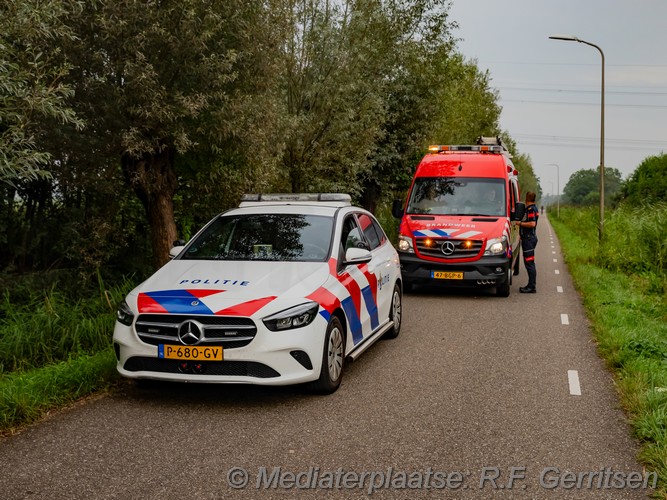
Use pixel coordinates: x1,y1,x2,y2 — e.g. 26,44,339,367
398,235,414,253
484,237,506,256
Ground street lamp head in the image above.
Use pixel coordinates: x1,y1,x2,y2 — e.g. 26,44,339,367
549,34,579,42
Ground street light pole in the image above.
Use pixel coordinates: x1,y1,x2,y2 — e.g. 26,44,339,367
549,35,605,241
546,163,560,218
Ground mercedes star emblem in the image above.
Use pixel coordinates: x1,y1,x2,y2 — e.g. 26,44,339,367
177,320,203,346
441,241,456,256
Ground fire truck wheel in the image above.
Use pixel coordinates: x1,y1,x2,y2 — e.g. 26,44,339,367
496,268,511,297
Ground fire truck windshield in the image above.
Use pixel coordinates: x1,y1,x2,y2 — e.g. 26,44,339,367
407,177,506,217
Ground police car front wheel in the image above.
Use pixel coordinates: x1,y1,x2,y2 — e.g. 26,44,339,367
311,316,345,394
383,283,402,339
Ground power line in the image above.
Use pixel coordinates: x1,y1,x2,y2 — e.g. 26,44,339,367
513,133,667,147
496,86,667,96
516,141,667,152
479,60,667,69
501,98,667,109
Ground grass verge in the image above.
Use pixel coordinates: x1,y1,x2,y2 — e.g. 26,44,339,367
0,348,118,433
550,209,667,496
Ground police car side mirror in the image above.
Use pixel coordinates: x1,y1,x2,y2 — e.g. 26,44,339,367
169,246,185,259
512,202,526,222
392,199,404,219
344,247,372,265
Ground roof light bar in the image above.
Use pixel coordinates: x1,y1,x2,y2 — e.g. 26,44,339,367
241,193,352,203
428,145,505,153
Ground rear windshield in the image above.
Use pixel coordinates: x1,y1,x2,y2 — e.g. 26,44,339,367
181,214,333,262
407,177,506,217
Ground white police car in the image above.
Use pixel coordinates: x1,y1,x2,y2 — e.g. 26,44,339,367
113,194,402,393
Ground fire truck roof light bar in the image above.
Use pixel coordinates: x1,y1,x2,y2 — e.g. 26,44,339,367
427,145,505,154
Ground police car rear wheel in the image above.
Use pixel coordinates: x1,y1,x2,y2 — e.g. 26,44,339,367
383,284,402,339
311,317,345,393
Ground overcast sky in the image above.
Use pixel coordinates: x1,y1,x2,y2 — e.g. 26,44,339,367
448,0,667,196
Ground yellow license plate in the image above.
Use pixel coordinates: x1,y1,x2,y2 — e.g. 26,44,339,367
158,345,223,361
431,271,464,280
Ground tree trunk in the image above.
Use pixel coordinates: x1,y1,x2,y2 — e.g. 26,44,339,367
121,147,178,270
360,177,381,214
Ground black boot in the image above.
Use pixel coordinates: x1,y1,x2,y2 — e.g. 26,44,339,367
519,286,536,293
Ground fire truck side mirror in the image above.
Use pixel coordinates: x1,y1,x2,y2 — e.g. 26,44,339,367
392,199,404,219
512,202,526,221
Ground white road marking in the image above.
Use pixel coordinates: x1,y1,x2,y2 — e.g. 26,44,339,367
557,286,563,293
553,259,558,262
555,269,560,275
568,370,582,396
552,251,556,254
561,313,569,325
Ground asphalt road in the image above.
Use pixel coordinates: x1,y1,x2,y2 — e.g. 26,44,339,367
0,214,654,499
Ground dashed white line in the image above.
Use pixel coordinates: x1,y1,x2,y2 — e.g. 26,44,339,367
552,251,556,254
557,286,563,293
553,258,557,262
555,269,560,275
561,313,569,325
568,370,582,396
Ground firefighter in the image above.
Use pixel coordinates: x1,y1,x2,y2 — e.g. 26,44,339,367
517,191,539,293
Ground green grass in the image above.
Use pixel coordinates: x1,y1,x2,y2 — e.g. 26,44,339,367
0,348,118,432
550,206,667,496
0,272,133,432
0,274,133,372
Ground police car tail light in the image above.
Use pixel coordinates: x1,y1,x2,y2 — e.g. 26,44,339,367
484,236,507,256
116,299,135,326
263,302,320,331
397,234,414,253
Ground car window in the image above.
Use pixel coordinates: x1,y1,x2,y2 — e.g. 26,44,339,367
182,214,333,262
357,213,381,250
338,215,364,265
371,218,387,246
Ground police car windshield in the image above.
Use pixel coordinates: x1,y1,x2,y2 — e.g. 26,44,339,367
407,177,506,217
182,214,333,262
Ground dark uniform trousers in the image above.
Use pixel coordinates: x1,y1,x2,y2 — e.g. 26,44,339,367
521,233,538,289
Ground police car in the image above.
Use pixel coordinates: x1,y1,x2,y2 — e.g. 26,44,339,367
113,193,402,393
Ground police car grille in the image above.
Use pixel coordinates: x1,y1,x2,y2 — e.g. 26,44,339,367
123,357,280,378
135,314,257,349
416,239,483,259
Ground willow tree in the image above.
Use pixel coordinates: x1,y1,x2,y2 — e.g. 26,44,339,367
62,0,280,268
0,0,83,185
274,0,390,196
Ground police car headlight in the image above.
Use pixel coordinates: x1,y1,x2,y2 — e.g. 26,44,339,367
398,235,414,253
484,236,506,256
116,300,135,326
262,302,319,331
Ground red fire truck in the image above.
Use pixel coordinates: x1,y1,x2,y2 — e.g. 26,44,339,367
392,137,526,297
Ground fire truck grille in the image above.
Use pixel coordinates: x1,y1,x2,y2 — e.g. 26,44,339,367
416,239,483,259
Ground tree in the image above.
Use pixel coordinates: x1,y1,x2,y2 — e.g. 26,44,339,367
0,0,83,185
59,0,282,268
275,0,391,197
563,167,623,205
621,153,667,205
